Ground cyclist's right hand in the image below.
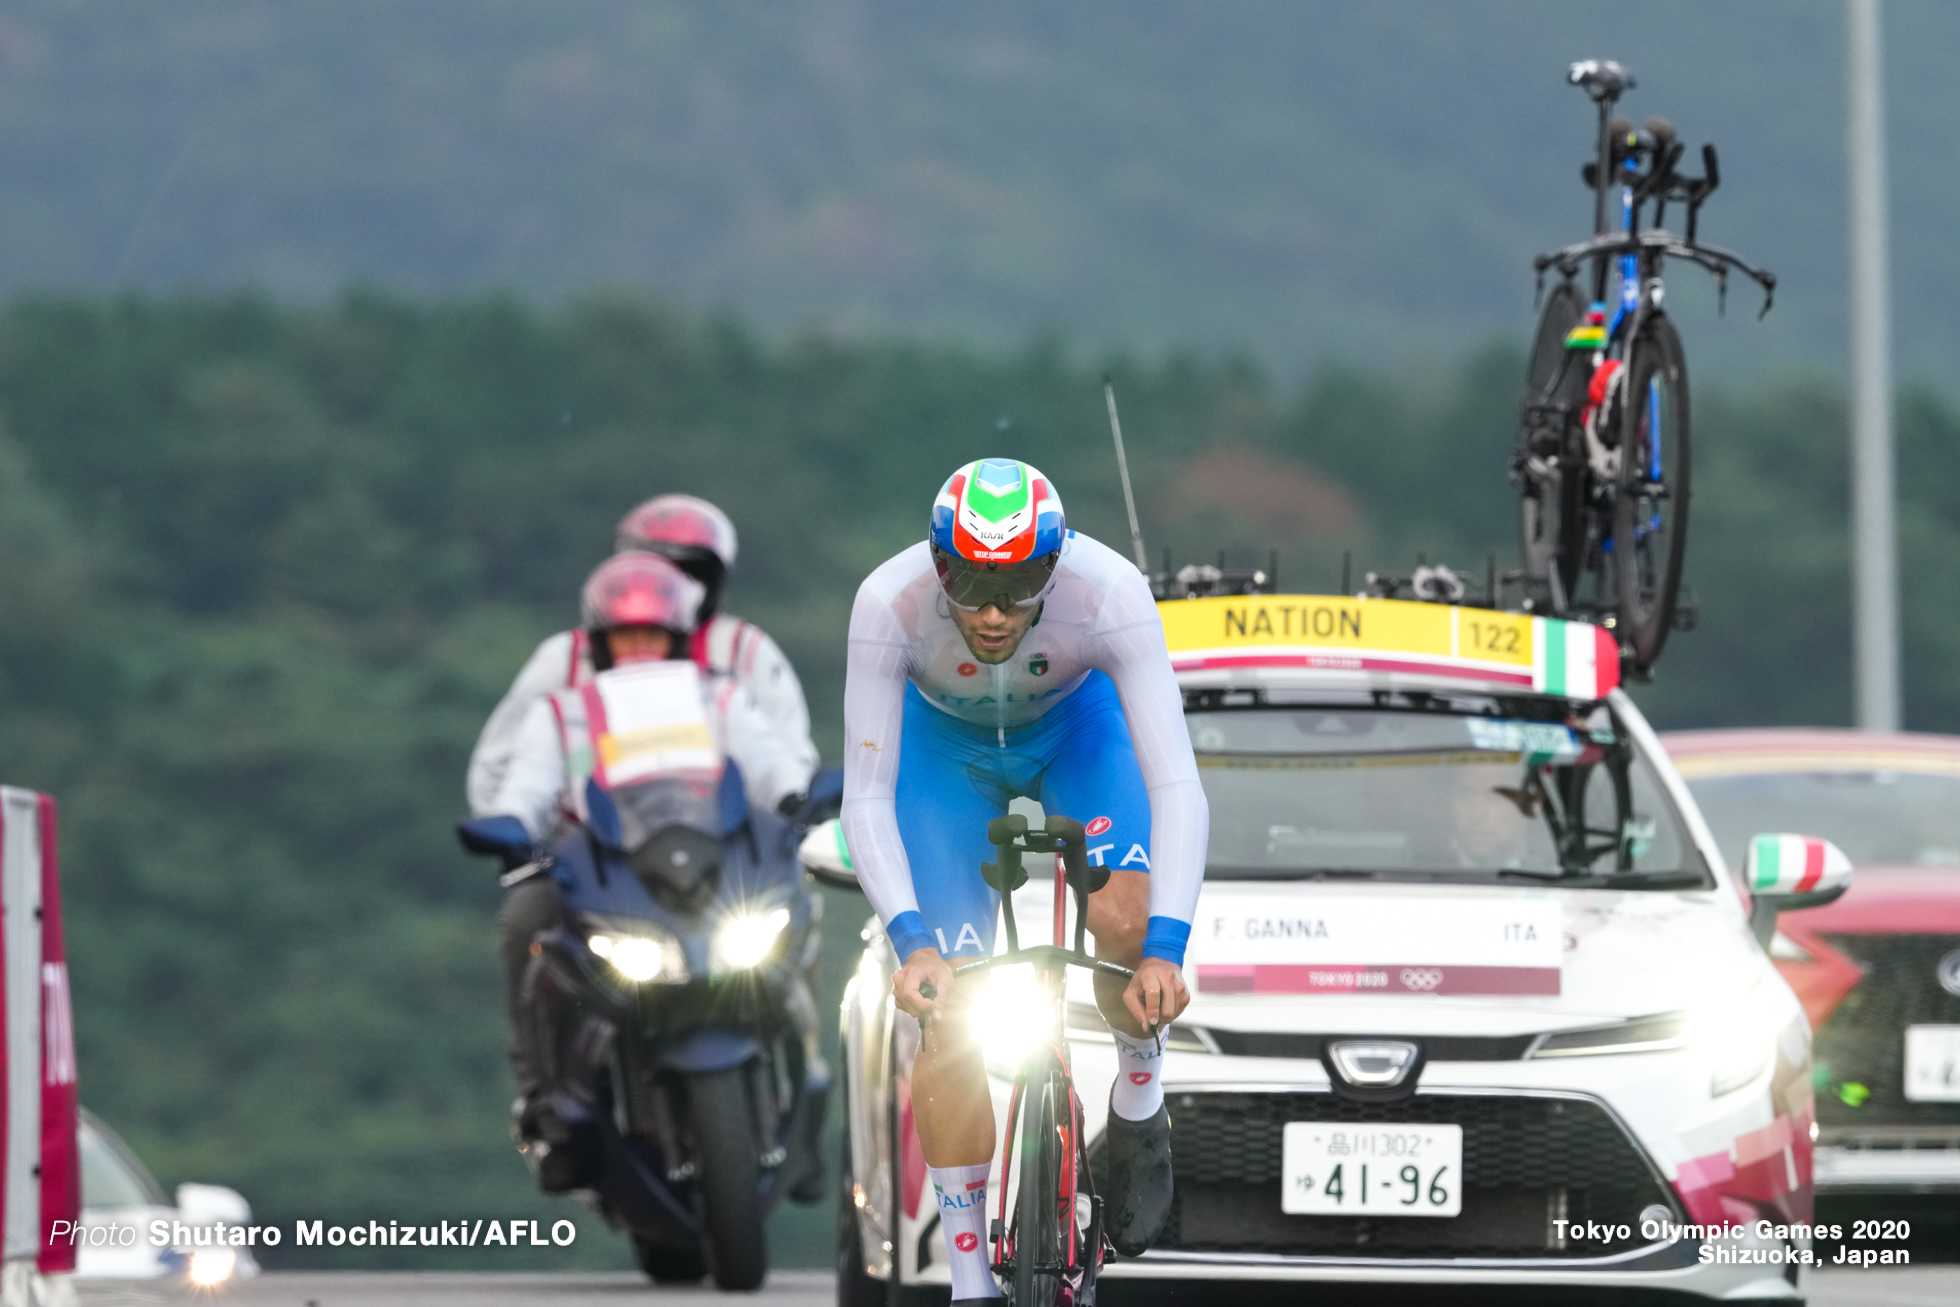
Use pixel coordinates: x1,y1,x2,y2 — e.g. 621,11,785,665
894,948,955,1020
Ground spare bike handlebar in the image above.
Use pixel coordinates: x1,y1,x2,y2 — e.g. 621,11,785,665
1534,229,1775,317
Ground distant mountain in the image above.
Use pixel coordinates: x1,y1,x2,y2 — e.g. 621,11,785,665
0,1,1951,380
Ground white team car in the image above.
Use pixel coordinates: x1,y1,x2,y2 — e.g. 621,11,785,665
823,592,1850,1303
74,1108,260,1288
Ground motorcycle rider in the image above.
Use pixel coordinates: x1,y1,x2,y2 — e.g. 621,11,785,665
468,493,818,820
484,552,815,1188
842,458,1207,1298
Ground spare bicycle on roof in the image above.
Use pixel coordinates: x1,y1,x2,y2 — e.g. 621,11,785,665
1514,58,1775,674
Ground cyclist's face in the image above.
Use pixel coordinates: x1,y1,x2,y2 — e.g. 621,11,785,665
949,600,1037,664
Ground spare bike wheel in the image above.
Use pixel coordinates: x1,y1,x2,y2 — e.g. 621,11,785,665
1518,279,1590,611
1612,312,1691,671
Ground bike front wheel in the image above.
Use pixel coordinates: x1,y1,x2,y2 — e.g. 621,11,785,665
1518,279,1590,612
1612,312,1691,671
1007,1058,1089,1307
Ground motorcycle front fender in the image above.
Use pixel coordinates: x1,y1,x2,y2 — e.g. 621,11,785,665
658,1029,761,1073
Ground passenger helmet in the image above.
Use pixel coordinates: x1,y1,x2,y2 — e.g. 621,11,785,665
928,458,1066,612
615,494,738,618
580,553,705,669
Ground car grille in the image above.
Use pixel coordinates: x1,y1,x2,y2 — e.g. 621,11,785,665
1816,934,1960,1131
1206,1031,1538,1062
1143,1090,1672,1260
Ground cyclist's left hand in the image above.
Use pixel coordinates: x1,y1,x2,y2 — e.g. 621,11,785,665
1123,958,1189,1030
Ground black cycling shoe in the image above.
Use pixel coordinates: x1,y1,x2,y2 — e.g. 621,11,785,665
1100,1096,1173,1257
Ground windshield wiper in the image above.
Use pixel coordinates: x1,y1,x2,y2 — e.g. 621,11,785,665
1205,867,1379,881
1497,869,1706,889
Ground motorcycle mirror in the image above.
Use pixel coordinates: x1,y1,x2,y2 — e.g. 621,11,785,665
796,766,845,825
456,815,537,867
798,818,862,892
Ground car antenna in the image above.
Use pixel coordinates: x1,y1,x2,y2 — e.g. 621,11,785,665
1102,375,1150,573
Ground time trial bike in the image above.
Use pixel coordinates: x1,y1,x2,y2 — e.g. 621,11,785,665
1515,59,1775,672
919,813,1138,1307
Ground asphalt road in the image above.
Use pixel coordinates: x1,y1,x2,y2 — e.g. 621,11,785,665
67,1265,1960,1306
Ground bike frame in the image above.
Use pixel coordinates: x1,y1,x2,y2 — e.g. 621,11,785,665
941,815,1134,1299
1550,72,1774,364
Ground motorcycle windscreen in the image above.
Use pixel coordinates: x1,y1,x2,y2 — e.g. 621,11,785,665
584,661,727,899
612,774,725,898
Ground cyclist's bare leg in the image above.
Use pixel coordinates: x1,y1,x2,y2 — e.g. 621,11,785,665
1087,870,1150,1037
896,948,997,1167
1087,870,1192,1033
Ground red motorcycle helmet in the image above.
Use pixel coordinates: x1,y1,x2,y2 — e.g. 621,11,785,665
616,495,738,618
580,553,705,670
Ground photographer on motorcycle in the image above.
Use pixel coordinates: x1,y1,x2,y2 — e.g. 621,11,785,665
482,552,816,1183
468,493,818,818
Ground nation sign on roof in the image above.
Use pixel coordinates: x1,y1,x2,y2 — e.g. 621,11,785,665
1157,595,1620,700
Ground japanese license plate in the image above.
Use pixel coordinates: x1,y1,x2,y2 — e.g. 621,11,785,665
1904,1025,1960,1102
1281,1123,1462,1216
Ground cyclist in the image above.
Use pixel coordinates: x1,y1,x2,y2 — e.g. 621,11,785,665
484,552,814,1182
842,458,1207,1296
467,493,818,819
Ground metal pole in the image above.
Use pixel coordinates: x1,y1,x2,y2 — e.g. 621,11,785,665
1102,377,1150,573
1848,0,1901,731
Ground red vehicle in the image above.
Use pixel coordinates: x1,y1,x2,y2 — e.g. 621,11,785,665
1663,729,1960,1196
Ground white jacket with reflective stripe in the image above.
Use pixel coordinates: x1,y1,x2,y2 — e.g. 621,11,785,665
467,613,819,817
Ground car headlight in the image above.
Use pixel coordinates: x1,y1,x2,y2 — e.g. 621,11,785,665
188,1248,237,1286
1696,985,1783,1099
586,922,689,984
712,906,792,973
973,963,1055,1070
1527,1012,1688,1059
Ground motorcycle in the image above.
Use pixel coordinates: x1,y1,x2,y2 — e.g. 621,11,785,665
458,764,842,1289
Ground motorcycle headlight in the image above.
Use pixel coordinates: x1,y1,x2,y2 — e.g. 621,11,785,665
586,923,689,984
712,906,792,973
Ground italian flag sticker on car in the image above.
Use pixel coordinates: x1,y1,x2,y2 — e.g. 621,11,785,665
1530,618,1620,699
1750,834,1831,893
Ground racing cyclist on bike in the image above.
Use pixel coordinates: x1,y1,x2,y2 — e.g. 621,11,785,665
842,458,1207,1298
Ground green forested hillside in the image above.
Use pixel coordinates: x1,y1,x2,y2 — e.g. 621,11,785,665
1,291,1956,1265
4,1,1958,382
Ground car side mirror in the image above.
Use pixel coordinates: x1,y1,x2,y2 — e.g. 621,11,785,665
799,818,861,892
1742,833,1852,947
176,1182,251,1225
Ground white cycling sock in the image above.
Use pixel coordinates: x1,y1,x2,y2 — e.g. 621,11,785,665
1109,1026,1168,1121
929,1162,999,1300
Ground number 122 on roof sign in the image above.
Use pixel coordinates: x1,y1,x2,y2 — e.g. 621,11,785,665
1157,596,1618,699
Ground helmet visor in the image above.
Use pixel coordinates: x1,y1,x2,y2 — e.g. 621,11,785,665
932,547,1060,612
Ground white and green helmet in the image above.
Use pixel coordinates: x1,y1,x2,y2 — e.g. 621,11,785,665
929,458,1067,611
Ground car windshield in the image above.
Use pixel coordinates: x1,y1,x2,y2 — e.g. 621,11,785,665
80,1113,168,1209
1686,769,1960,871
1187,693,1708,887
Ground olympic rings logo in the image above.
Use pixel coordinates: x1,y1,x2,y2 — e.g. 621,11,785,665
1399,968,1444,991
